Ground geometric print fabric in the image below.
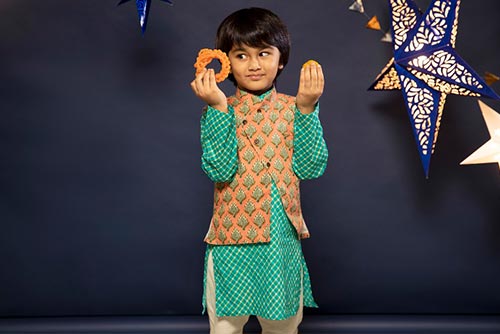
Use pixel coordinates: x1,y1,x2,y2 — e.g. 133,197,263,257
203,88,303,245
203,182,318,320
200,87,328,320
201,88,328,245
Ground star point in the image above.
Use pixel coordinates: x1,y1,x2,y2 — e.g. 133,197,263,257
370,0,500,177
461,100,500,170
118,0,173,34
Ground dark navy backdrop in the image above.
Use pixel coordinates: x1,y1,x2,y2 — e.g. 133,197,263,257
1,0,499,317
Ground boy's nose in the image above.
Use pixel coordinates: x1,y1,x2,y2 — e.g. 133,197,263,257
248,58,261,70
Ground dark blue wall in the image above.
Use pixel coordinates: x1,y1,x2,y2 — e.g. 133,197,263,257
1,0,499,317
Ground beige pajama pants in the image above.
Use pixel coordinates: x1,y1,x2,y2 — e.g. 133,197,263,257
206,251,304,334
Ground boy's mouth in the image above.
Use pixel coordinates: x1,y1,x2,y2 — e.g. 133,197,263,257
247,74,264,80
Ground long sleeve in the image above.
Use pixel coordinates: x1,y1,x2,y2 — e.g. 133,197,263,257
292,104,329,180
200,105,238,182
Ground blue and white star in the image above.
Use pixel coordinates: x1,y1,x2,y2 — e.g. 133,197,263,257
369,0,499,177
118,0,173,34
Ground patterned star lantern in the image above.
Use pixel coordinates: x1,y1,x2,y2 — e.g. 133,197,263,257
369,0,500,177
461,100,500,170
118,0,172,34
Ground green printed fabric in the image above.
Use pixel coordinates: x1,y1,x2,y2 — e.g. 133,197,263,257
206,182,317,320
201,89,328,320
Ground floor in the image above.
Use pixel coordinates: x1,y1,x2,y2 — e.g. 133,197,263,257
1,315,500,333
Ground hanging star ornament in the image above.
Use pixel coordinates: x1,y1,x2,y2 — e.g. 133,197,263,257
349,0,365,14
484,71,500,86
369,0,500,177
380,31,393,43
118,0,173,34
366,15,382,31
461,100,500,170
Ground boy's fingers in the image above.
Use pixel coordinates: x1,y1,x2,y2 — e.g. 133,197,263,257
310,65,318,87
317,65,324,80
197,68,208,82
190,80,198,95
302,66,311,89
208,69,217,88
192,68,207,94
195,68,207,81
317,65,325,91
201,69,209,90
192,77,203,96
203,69,215,91
299,68,306,91
305,64,323,92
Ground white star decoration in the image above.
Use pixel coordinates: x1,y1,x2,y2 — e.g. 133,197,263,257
461,101,500,170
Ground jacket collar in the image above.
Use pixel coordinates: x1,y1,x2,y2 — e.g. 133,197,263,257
235,86,276,103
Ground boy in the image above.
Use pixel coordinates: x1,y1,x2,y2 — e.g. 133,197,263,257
190,7,328,334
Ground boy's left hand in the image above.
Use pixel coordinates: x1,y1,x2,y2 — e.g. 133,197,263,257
296,63,324,114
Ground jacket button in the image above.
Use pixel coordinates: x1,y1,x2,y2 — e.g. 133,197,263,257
266,162,271,167
242,120,247,125
254,139,260,145
257,108,263,113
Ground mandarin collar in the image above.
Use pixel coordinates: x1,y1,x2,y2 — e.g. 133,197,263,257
235,87,276,103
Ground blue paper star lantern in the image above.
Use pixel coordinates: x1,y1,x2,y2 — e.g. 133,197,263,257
118,0,173,34
369,0,500,177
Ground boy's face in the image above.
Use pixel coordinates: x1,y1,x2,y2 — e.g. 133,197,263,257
228,44,283,95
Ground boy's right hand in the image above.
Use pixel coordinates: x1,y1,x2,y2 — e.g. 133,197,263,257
190,68,228,113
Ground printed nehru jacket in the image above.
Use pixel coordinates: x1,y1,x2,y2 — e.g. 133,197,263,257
200,88,328,319
202,88,328,245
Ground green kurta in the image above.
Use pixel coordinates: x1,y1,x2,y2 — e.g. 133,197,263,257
201,88,328,320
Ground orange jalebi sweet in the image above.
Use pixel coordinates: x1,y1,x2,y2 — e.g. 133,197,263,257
302,59,320,69
194,48,231,83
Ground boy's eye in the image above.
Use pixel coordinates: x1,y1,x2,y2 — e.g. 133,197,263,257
260,51,270,57
236,54,247,59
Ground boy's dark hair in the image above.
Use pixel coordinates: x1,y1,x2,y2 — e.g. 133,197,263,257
215,7,291,85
